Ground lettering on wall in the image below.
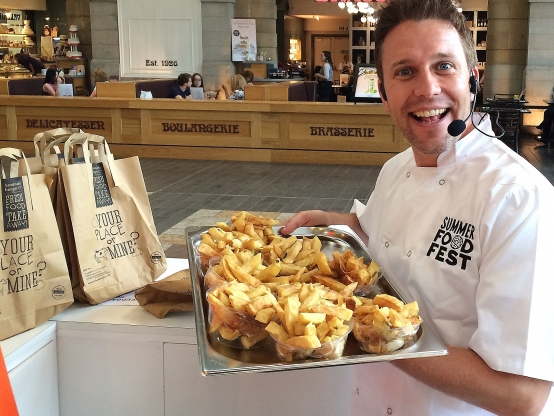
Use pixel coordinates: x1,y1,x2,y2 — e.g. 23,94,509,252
309,126,375,137
161,122,241,134
25,119,106,130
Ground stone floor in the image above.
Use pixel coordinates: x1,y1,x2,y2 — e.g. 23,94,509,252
142,132,554,258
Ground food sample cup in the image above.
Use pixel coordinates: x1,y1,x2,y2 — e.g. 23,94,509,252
206,284,268,349
269,320,353,362
353,320,421,354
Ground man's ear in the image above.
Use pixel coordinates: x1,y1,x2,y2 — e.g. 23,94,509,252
378,79,390,112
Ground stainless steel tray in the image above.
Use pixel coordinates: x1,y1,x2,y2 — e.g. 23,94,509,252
187,225,447,376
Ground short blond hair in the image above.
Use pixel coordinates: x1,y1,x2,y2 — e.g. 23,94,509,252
92,68,109,83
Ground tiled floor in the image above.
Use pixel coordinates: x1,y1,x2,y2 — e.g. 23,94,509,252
141,132,554,256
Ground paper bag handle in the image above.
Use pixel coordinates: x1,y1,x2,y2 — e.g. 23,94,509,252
0,148,34,210
33,128,83,158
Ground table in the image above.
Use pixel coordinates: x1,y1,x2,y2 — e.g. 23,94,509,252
483,98,529,153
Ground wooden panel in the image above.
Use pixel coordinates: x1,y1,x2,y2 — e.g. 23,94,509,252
267,85,289,101
248,63,268,79
0,79,9,95
0,96,407,166
97,82,136,98
244,85,266,101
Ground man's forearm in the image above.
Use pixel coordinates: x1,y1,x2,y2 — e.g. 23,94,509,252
394,347,552,416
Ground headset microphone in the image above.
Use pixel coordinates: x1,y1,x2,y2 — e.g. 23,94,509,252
447,75,478,137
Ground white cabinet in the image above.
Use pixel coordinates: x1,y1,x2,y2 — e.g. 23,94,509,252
1,322,59,416
164,343,356,416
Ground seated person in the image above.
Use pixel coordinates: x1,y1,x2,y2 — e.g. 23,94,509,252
167,73,192,99
536,107,554,144
242,70,254,85
221,74,246,100
536,85,554,144
192,73,204,89
42,68,63,96
89,68,109,97
15,53,45,76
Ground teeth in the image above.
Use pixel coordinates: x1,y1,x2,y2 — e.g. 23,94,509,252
413,109,446,118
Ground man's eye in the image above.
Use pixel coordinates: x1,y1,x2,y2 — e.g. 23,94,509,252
438,63,453,70
397,68,411,76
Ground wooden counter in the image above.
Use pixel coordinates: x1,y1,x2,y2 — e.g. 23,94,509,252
0,96,408,165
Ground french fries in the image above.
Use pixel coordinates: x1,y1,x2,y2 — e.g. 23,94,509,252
352,294,422,354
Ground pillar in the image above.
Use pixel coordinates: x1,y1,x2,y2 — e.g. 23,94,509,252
88,0,119,79
200,0,235,92
483,0,529,99
234,0,277,63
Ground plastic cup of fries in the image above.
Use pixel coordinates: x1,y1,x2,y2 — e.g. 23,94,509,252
352,294,422,354
206,282,270,349
204,256,226,288
269,319,353,362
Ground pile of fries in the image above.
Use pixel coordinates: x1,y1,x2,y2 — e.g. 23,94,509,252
352,294,422,353
199,212,381,294
199,212,419,357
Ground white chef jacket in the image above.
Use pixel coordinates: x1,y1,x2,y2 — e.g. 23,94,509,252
350,115,554,415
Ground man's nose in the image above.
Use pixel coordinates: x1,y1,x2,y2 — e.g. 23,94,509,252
413,71,441,98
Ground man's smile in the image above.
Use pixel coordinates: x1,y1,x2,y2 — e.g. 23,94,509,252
411,108,449,123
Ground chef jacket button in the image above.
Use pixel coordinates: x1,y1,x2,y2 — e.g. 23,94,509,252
387,408,393,415
407,251,411,257
406,172,411,178
385,242,389,248
439,179,445,185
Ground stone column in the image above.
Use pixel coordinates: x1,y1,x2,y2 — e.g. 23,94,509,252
234,0,277,62
200,0,235,92
88,0,120,79
65,0,92,62
483,0,529,100
524,0,554,124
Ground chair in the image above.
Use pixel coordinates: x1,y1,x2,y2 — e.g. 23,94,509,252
486,94,526,153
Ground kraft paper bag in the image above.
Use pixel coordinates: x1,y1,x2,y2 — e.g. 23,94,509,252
135,269,193,318
0,148,73,341
59,134,167,304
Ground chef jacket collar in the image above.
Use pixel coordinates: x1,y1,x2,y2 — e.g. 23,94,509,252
436,113,495,167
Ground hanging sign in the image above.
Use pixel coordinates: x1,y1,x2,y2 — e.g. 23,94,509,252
231,19,257,62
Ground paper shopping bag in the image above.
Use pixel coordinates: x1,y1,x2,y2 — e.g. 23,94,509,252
59,135,167,304
0,148,73,341
0,346,19,416
135,270,193,318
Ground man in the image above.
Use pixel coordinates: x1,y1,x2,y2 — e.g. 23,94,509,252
281,0,554,414
167,73,192,99
15,53,45,76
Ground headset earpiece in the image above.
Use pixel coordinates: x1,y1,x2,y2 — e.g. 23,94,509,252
469,75,478,94
379,83,388,101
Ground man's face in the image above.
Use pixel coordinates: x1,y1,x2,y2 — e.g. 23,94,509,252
186,79,192,88
379,20,475,166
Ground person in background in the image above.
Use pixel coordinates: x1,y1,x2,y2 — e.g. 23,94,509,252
338,54,353,75
42,68,62,96
221,74,247,100
314,51,334,102
536,85,554,144
15,53,45,76
281,0,554,414
167,73,192,99
89,68,109,97
242,70,254,85
192,73,204,89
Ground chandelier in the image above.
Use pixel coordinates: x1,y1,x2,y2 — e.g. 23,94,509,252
338,1,377,23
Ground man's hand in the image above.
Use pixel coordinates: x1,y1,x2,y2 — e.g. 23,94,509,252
280,210,368,244
280,210,331,235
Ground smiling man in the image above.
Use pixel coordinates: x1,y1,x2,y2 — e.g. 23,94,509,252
280,0,554,415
